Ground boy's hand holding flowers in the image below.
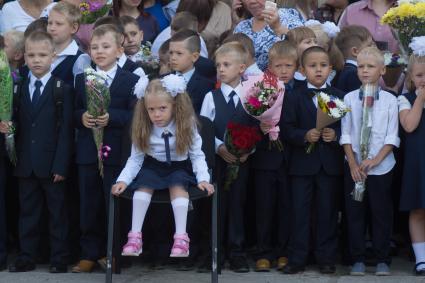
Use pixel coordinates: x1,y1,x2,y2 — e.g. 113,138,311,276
305,128,321,143
82,111,96,128
95,113,109,127
348,160,367,183
0,121,11,134
322,128,336,142
359,158,379,173
218,144,237,164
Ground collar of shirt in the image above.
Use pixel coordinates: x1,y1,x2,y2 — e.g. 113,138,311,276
359,0,396,12
294,71,306,81
96,64,118,86
152,120,176,137
30,72,51,89
346,59,358,67
52,40,80,69
307,82,327,90
178,68,195,83
221,82,242,99
118,54,128,67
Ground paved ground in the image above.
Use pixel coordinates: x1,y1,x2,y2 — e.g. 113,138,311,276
0,257,424,283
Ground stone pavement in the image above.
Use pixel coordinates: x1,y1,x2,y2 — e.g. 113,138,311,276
0,257,424,283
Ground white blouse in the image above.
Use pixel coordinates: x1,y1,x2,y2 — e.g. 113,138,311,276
116,120,210,185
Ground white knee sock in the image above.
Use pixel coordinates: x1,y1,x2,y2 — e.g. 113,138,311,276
413,242,425,270
131,191,152,233
171,197,189,235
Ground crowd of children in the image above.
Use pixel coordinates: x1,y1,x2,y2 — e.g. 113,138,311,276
1,0,425,279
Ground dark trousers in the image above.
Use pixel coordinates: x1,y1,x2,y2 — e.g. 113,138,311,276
18,174,68,265
254,165,290,261
216,158,249,258
78,164,121,261
344,164,393,264
288,169,340,266
0,157,7,264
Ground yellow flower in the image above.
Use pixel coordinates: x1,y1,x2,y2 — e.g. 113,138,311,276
413,2,425,17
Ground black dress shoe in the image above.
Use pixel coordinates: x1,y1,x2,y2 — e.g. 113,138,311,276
319,264,336,274
282,264,305,274
229,256,250,273
8,259,35,272
49,264,67,273
197,258,212,273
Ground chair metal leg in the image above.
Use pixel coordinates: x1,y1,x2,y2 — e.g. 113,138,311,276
106,193,115,283
211,185,218,283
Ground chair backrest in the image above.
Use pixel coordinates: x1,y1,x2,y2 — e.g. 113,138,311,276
197,115,215,170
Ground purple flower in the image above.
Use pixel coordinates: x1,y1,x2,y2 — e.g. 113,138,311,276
88,0,104,12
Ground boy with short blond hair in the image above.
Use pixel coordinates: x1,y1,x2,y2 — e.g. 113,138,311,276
3,30,25,71
341,47,399,276
201,42,256,272
46,1,90,87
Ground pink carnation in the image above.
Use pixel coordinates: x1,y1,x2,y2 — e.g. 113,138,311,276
248,96,262,109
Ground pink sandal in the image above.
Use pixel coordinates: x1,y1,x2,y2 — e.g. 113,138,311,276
170,233,190,257
121,231,143,256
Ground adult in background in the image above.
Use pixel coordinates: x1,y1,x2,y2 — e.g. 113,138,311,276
113,0,160,43
1,0,53,33
338,0,397,53
176,0,232,58
143,0,170,32
233,0,304,71
314,0,349,23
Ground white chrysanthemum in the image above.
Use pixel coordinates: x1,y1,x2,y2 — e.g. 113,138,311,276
161,74,187,97
305,19,321,26
410,36,425,56
133,75,149,99
329,107,341,118
334,99,346,109
318,92,330,102
322,21,340,38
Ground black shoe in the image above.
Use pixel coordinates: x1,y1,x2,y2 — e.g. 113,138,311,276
49,264,67,273
229,256,250,273
282,264,305,274
176,258,195,271
8,259,35,272
319,264,336,274
415,262,425,276
0,262,6,271
197,258,212,273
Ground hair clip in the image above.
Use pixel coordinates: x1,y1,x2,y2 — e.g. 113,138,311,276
160,74,187,97
133,75,149,99
410,36,425,56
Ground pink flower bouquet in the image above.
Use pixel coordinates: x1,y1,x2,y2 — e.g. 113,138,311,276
241,70,285,151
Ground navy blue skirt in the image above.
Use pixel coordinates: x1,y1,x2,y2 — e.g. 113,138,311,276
127,155,197,192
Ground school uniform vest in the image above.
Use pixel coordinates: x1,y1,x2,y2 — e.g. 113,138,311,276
51,50,84,87
212,88,253,141
122,58,139,73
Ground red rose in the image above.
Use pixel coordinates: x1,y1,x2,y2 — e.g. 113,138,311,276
327,101,336,108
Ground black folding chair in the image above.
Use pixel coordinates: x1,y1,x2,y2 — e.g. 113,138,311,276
105,116,219,283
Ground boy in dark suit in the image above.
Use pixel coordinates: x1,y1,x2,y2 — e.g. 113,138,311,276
4,31,73,273
0,135,6,271
251,41,298,272
72,24,140,273
334,25,374,93
282,46,345,274
170,29,215,114
201,42,256,273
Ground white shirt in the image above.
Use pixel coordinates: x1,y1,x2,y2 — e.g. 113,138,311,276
52,40,91,77
1,1,53,33
118,54,146,78
398,90,425,111
29,72,52,100
244,63,263,77
178,68,195,83
151,26,209,58
96,64,117,87
346,59,358,66
200,82,242,152
116,120,210,185
340,89,400,175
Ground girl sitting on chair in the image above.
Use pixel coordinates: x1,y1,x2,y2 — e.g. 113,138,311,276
111,74,214,258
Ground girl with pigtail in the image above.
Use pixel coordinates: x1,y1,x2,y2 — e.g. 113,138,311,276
112,74,214,257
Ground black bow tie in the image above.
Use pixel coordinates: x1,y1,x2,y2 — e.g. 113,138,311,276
307,88,327,98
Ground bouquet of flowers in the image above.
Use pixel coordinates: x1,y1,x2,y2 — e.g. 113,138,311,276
79,0,112,24
0,50,16,165
223,122,261,190
382,52,407,87
306,92,350,153
130,42,160,79
351,84,378,202
84,67,111,176
381,0,425,56
241,70,284,151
